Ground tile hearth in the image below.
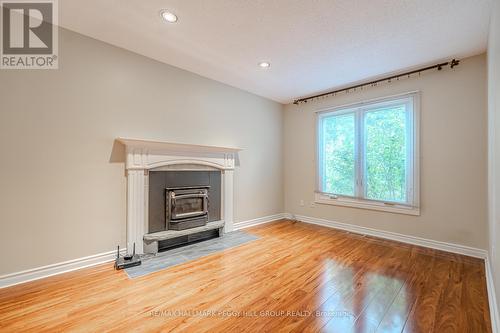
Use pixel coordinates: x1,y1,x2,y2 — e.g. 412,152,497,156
143,220,225,254
126,230,258,278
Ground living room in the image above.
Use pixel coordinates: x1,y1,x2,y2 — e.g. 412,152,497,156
0,1,499,331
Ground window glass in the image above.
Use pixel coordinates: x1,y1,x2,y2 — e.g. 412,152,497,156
317,94,417,208
364,105,407,202
321,113,356,196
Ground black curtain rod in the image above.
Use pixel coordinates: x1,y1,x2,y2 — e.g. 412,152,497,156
293,58,460,105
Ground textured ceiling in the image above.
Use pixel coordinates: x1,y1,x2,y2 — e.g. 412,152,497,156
59,0,492,103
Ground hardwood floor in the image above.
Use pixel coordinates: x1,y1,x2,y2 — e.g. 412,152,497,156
0,220,491,332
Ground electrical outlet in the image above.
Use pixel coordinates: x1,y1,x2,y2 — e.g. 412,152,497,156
300,200,304,206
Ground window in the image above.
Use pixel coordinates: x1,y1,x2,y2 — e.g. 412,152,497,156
316,92,420,215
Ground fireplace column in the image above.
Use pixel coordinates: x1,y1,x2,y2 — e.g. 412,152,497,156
127,169,146,254
222,169,234,233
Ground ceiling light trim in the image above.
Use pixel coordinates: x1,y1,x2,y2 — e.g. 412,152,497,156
160,10,178,23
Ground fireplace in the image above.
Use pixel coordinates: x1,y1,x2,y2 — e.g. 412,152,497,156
166,186,209,230
117,138,240,254
148,170,221,233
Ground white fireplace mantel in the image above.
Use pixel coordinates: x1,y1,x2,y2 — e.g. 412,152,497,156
117,138,241,253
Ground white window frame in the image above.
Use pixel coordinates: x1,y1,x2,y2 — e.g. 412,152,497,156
315,91,420,216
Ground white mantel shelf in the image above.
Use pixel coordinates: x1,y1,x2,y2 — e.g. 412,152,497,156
117,138,241,171
118,138,241,254
117,138,241,153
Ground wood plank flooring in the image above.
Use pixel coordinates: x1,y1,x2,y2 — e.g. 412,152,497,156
0,220,492,332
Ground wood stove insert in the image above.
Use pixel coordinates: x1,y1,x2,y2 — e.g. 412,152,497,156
166,186,209,230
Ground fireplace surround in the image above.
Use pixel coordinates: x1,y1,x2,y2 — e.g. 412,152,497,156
117,138,241,254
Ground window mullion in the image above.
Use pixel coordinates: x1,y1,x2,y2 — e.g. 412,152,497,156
406,100,414,206
360,109,365,199
318,116,324,192
355,109,364,199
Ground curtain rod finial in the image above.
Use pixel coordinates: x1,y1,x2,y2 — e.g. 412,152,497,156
450,59,460,68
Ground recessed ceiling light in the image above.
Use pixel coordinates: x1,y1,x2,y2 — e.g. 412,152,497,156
258,61,271,68
160,10,178,23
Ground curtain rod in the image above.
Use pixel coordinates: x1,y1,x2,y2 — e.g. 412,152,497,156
292,58,460,105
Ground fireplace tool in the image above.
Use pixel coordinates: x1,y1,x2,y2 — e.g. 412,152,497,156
114,243,142,270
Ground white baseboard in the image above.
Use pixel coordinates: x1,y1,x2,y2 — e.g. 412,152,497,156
0,214,288,289
486,257,500,333
291,214,488,259
0,248,126,289
291,214,499,331
233,213,287,230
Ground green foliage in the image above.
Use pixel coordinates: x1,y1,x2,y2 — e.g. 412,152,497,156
365,107,406,202
322,105,407,203
322,113,355,196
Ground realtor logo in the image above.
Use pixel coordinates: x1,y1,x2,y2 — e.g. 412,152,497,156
1,0,58,69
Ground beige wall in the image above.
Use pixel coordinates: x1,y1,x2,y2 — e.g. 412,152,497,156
488,0,500,313
284,54,488,249
0,25,491,280
0,28,283,275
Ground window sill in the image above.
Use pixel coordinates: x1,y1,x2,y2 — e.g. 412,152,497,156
314,193,420,216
